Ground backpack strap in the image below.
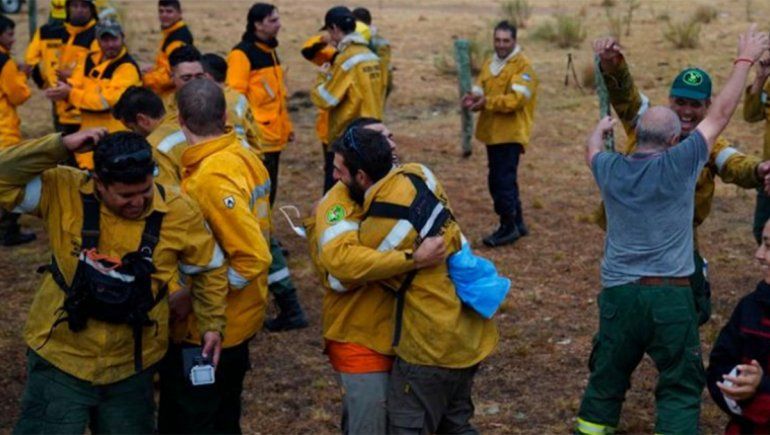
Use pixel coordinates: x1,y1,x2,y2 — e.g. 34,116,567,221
80,193,100,249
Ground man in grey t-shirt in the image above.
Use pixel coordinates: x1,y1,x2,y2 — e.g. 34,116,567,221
575,25,769,435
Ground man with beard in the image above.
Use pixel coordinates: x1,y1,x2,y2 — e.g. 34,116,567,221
593,36,770,326
24,0,99,134
227,3,307,332
309,118,444,434
324,124,498,433
462,20,538,248
142,0,194,98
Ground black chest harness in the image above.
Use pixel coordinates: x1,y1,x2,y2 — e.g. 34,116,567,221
39,186,167,373
366,173,454,347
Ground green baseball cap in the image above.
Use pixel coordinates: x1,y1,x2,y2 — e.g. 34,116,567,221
670,67,712,100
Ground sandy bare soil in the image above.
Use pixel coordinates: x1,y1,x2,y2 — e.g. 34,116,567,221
1,0,770,433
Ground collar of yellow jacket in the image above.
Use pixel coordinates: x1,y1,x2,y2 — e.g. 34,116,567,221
180,129,238,169
78,177,170,219
162,19,186,37
363,163,401,208
93,45,128,66
65,18,97,36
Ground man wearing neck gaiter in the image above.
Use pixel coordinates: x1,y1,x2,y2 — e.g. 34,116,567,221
462,20,538,248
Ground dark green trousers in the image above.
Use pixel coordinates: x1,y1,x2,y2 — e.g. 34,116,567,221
268,236,296,297
577,283,705,434
14,350,155,435
690,251,711,326
754,188,770,244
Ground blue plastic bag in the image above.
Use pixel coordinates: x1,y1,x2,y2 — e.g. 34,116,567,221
448,243,511,319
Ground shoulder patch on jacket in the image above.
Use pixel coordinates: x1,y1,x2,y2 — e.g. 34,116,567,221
223,196,236,209
325,204,346,224
521,73,532,82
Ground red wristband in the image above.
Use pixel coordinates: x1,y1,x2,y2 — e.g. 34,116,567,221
734,57,754,66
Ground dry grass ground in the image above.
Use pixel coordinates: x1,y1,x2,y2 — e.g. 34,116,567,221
1,0,770,433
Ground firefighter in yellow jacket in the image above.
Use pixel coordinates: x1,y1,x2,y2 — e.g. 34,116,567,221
311,6,385,145
592,36,770,327
2,129,227,434
226,3,292,206
142,0,193,98
743,53,770,243
308,119,450,434
352,7,392,100
0,16,31,148
45,20,141,170
0,15,34,247
157,79,272,434
113,86,184,186
462,20,538,248
25,0,99,133
301,33,336,191
227,4,309,332
328,125,498,433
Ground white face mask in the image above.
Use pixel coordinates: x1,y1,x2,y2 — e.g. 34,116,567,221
278,205,306,239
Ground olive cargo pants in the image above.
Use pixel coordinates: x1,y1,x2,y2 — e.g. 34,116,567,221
577,283,705,434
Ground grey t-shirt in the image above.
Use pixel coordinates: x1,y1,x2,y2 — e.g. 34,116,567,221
592,130,709,287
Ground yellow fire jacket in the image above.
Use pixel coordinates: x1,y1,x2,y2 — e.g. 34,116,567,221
226,37,292,153
179,130,272,348
310,33,384,144
743,81,770,160
300,34,336,146
474,46,538,147
146,112,185,186
25,19,99,126
0,46,31,147
311,182,401,355
224,86,262,155
596,59,762,234
143,20,193,98
0,134,228,385
329,163,498,368
68,46,141,169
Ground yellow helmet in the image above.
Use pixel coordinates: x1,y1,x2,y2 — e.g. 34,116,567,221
50,0,67,20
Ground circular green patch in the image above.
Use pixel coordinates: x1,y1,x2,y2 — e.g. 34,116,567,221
325,204,346,224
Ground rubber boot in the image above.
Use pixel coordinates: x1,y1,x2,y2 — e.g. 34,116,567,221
264,289,309,332
482,214,521,247
1,212,36,247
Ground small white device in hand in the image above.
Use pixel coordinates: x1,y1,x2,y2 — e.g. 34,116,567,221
190,356,215,386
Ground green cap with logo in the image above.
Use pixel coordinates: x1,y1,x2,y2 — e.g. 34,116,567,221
670,67,712,100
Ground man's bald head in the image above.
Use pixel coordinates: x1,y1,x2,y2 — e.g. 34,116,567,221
177,79,226,137
635,106,682,150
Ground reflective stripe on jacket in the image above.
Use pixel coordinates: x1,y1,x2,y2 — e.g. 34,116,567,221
0,134,228,384
311,182,402,355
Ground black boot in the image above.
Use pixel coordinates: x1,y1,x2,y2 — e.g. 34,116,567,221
517,220,529,237
482,215,521,247
1,212,36,247
264,290,309,332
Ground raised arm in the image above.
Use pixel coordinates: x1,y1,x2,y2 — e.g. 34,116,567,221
697,25,770,151
586,116,616,167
